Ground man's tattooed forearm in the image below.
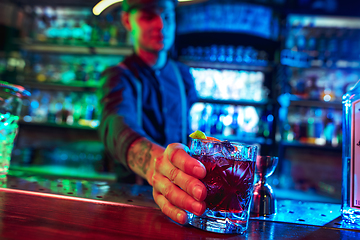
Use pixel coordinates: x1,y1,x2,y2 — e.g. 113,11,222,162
128,139,153,175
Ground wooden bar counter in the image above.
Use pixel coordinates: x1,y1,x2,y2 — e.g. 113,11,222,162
0,170,359,240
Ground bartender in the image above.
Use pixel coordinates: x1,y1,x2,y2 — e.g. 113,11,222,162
98,0,207,225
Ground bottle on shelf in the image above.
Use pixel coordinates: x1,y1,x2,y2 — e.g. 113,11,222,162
75,62,87,82
230,106,239,136
72,20,84,45
36,92,50,123
285,29,295,50
306,108,316,144
61,94,74,125
306,27,317,54
35,63,47,82
197,104,210,135
296,29,307,52
225,46,235,63
209,105,220,135
91,62,102,82
72,93,83,124
305,76,320,100
80,19,92,43
28,89,41,122
61,65,76,84
257,105,273,138
314,108,325,144
237,106,259,139
47,93,58,123
54,92,65,124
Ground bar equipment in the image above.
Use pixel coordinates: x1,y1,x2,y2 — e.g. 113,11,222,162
251,156,278,216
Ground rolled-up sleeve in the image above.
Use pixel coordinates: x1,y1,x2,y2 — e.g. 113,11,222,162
97,66,148,169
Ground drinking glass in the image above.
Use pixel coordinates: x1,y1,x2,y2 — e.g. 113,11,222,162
187,138,258,234
0,81,30,175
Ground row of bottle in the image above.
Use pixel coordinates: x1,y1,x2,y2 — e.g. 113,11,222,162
190,103,274,140
282,107,342,146
176,3,279,40
191,67,269,102
285,27,360,62
18,54,123,85
182,45,269,65
23,6,128,46
287,67,360,102
21,89,100,128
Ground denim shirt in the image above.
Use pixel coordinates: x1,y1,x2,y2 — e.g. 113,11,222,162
98,54,198,171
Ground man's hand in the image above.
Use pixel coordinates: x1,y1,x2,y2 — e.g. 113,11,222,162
148,143,207,225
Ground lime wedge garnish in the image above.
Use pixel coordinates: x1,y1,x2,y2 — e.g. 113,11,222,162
189,130,207,139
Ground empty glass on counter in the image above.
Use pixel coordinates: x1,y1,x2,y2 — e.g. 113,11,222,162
187,138,258,234
0,81,30,175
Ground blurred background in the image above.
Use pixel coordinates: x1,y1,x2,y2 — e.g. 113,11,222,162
1,0,359,203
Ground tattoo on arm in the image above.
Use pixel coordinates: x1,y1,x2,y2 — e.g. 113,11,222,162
128,139,153,175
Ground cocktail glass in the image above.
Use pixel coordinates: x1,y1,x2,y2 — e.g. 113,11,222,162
0,81,30,176
187,138,258,234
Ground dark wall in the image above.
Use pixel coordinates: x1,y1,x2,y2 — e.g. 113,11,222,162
0,24,20,51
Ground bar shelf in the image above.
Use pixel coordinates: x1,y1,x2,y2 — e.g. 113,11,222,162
21,43,133,56
179,59,273,72
19,80,99,92
281,49,360,70
280,140,341,151
197,98,273,107
18,121,98,131
288,98,342,110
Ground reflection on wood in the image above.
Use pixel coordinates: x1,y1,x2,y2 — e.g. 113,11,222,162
0,188,359,240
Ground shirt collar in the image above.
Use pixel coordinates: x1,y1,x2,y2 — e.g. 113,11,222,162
131,53,170,75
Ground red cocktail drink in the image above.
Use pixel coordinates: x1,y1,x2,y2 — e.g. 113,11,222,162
192,155,255,213
187,139,257,234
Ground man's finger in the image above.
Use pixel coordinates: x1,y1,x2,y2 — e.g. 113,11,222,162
154,153,207,202
165,143,206,179
152,173,206,215
153,189,187,225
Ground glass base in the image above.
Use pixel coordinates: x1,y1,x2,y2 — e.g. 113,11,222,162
342,207,360,225
187,209,249,234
